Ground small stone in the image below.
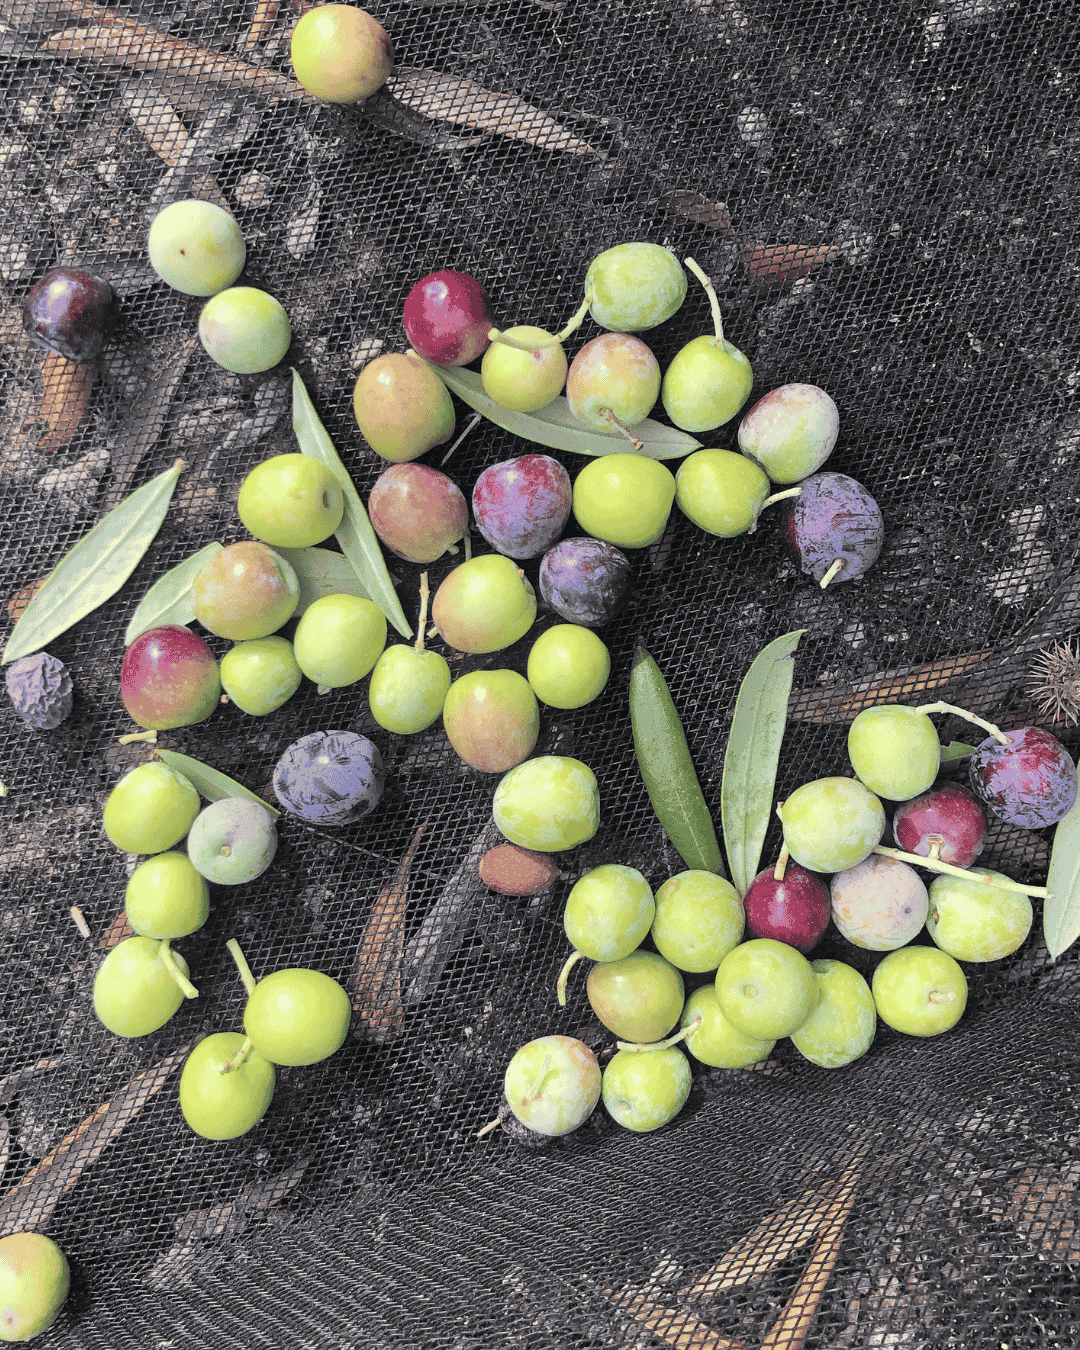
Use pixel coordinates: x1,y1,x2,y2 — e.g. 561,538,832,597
5,651,74,729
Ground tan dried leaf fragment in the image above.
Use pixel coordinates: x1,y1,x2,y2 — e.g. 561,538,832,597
40,24,307,103
119,82,230,210
39,351,94,451
0,1045,188,1236
745,243,840,288
387,68,596,154
983,1162,1080,1262
7,576,49,623
349,825,426,1042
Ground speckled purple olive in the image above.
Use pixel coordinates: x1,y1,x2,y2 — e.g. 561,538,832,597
273,729,385,826
968,725,1078,830
22,266,116,363
538,537,633,628
472,454,572,560
784,472,883,586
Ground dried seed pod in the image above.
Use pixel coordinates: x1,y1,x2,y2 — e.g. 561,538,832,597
5,651,74,729
39,351,94,451
478,842,561,896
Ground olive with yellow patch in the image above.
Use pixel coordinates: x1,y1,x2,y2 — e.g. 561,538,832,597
565,332,660,432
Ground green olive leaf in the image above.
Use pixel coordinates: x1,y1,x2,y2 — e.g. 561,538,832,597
3,459,185,665
431,364,702,459
124,541,224,645
156,748,280,819
721,629,806,897
276,545,372,616
290,370,411,639
939,740,978,764
1043,795,1080,960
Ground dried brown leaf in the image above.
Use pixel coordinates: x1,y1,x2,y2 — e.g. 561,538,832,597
101,335,196,510
667,190,735,235
40,24,307,103
7,576,49,623
757,1160,861,1350
788,650,992,724
0,1057,65,1106
119,82,229,209
39,352,94,451
0,1045,188,1236
350,825,425,1042
983,1163,1080,1262
745,243,840,289
174,1159,307,1241
685,1190,837,1297
604,1289,749,1349
387,67,596,154
238,0,280,51
97,908,134,951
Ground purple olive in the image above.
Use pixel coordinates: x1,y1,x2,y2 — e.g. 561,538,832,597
892,782,987,866
273,730,385,826
784,472,883,586
538,537,633,628
22,267,117,363
968,725,1078,830
472,454,572,560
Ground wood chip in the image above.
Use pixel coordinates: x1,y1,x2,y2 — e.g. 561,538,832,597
40,24,307,104
386,67,596,153
349,824,425,1042
0,1045,188,1236
69,905,91,938
745,243,840,289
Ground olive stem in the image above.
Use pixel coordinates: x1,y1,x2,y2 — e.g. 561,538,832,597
317,684,331,696
556,949,584,1006
0,780,7,797
773,845,790,882
219,1036,254,1074
118,729,158,745
872,844,1047,898
414,573,431,653
818,559,844,589
763,486,801,510
600,407,644,451
226,937,258,996
476,1108,507,1139
158,940,199,999
440,411,482,465
684,256,725,345
463,530,473,562
914,700,1009,744
617,1014,703,1053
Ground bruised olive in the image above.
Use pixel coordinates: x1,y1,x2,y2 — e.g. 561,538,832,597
22,267,117,363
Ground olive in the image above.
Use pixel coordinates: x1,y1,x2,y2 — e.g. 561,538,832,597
22,266,117,363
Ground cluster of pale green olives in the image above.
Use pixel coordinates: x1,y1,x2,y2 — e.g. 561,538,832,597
492,693,1072,1142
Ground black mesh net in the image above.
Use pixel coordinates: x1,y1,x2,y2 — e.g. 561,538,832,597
2,0,1079,1344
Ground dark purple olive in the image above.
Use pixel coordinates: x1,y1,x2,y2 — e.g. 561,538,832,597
784,471,883,586
968,725,1078,830
22,267,117,363
539,537,633,628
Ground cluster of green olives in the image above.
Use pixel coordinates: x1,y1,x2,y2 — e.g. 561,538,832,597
178,941,352,1141
96,760,279,1039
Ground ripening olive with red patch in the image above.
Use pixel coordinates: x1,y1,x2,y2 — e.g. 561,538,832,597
290,3,392,104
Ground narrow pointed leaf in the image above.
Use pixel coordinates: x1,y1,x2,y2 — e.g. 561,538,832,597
3,459,185,664
276,545,372,615
721,630,805,896
940,740,978,764
291,369,411,638
1044,795,1080,960
0,1045,188,1237
124,541,223,645
156,748,279,818
431,364,701,459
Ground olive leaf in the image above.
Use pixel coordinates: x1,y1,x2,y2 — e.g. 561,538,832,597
0,1045,188,1237
721,629,805,897
431,365,701,460
2,458,185,665
386,67,596,154
276,545,372,616
156,748,280,819
940,740,978,763
290,370,411,639
124,541,223,645
1044,795,1080,960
